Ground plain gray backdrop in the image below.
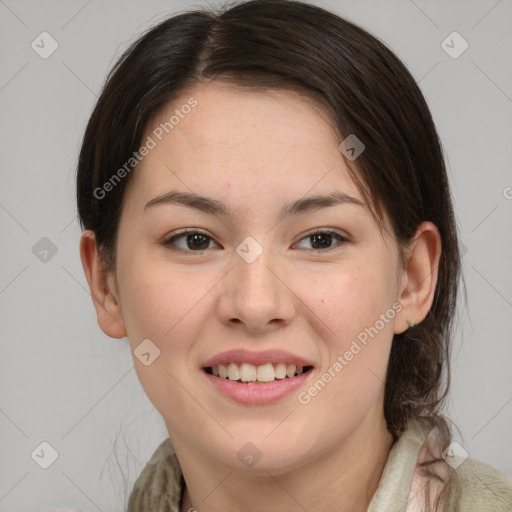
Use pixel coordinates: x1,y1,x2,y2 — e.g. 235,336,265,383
1,0,511,510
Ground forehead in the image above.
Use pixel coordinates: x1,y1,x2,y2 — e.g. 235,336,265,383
154,82,339,159
122,81,384,232
135,84,350,183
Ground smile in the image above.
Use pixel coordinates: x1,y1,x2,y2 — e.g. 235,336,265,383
201,349,315,404
204,362,313,383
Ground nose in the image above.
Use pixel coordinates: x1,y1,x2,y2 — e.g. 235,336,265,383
217,239,297,333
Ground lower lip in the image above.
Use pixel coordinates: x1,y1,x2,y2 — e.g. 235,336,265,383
203,369,312,405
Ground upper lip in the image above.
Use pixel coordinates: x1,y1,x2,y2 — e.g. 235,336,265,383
202,349,314,368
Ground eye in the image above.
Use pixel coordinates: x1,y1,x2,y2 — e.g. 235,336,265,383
162,230,219,253
162,228,349,254
294,229,348,252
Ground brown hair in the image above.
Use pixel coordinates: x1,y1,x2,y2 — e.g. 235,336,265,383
76,0,465,507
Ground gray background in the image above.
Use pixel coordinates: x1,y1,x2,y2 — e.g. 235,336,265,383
1,0,511,510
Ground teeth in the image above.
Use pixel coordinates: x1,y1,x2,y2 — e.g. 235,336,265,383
256,363,275,382
227,362,240,381
286,364,297,378
209,362,308,382
240,362,257,382
274,362,287,379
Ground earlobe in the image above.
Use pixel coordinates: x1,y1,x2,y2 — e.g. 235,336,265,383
393,221,442,335
79,230,127,339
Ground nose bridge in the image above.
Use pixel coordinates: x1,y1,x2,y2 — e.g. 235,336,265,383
222,234,295,329
235,234,279,298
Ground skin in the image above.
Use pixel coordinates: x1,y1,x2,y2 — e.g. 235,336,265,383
80,81,441,512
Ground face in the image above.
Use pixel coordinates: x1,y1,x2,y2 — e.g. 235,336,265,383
111,81,406,473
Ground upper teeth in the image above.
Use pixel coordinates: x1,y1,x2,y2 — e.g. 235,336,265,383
212,362,304,382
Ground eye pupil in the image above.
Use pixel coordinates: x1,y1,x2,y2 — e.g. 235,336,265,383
187,233,209,250
310,233,333,249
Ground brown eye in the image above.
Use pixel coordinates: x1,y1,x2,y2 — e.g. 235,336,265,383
294,230,348,252
163,231,218,252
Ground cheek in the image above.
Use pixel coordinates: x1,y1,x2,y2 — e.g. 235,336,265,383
298,260,396,387
117,256,212,418
117,244,206,341
293,266,395,439
300,261,390,339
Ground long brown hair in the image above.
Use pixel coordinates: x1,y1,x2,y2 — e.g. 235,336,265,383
76,0,465,507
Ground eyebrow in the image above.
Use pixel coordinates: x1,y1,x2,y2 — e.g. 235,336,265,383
143,190,365,219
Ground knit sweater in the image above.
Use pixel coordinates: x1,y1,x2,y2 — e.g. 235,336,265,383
126,420,512,512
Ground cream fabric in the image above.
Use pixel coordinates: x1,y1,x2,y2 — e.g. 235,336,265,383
127,420,512,511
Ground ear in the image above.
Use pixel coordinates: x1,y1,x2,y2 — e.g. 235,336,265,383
394,221,442,335
79,230,127,339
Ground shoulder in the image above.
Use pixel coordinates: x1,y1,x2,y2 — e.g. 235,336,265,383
449,457,512,511
397,420,512,511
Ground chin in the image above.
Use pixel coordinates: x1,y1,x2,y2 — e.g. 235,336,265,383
216,425,318,473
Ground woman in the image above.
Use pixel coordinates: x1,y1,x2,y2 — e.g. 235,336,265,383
76,0,512,510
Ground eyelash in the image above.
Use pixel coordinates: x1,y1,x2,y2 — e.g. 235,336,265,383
162,228,349,255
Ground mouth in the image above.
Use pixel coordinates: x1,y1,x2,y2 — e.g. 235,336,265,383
201,349,315,404
203,362,314,384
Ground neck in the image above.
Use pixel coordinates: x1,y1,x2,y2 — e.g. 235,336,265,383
176,411,394,512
